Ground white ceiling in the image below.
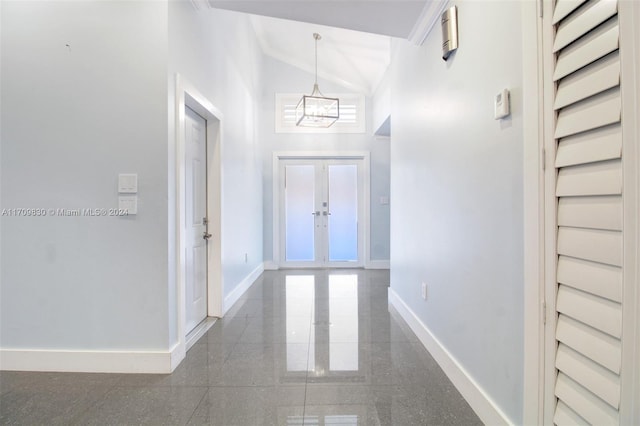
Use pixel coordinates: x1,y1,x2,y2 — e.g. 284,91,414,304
250,15,392,95
207,1,428,38
207,0,429,95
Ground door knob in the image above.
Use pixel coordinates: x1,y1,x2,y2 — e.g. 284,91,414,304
203,232,212,240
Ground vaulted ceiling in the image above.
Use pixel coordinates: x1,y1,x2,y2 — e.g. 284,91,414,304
208,0,430,95
208,0,428,38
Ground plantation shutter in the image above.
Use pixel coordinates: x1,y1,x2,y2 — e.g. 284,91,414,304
551,0,623,424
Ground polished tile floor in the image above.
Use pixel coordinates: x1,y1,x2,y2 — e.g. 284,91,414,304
0,269,481,425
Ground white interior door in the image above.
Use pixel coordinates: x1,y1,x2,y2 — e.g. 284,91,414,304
185,106,208,334
280,158,363,267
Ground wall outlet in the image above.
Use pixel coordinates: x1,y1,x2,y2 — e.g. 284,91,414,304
421,282,427,300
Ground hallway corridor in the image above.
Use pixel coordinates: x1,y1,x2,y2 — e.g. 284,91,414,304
0,270,481,425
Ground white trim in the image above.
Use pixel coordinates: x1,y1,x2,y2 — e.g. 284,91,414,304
619,1,640,423
0,344,180,374
264,261,279,271
388,288,512,426
541,0,560,422
365,260,390,270
223,263,264,315
521,0,545,424
174,74,224,371
407,0,450,46
185,317,217,351
272,151,371,269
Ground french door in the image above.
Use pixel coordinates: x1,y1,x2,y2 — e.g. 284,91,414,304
279,158,365,267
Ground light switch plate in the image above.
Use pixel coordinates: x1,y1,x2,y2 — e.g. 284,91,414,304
119,195,137,215
118,174,138,193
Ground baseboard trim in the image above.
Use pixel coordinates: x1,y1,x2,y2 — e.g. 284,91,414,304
263,261,279,271
365,260,390,270
185,317,217,351
0,345,180,374
388,287,512,426
223,263,264,315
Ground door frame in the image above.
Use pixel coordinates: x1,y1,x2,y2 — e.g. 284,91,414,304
619,1,640,423
520,0,547,423
174,74,223,363
273,151,370,268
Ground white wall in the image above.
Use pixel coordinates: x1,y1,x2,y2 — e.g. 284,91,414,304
260,56,391,264
1,0,265,364
168,4,264,343
389,1,525,423
372,69,391,135
1,1,170,350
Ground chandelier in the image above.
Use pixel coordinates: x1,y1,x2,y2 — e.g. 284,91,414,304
295,33,340,127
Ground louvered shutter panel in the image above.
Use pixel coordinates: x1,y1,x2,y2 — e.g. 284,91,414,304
551,0,623,424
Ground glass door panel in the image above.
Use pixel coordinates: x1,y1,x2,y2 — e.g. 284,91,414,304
280,158,363,267
327,164,358,262
284,165,316,262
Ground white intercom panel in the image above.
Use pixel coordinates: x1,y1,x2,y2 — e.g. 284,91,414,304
494,89,511,119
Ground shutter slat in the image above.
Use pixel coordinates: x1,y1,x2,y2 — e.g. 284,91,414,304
558,256,622,302
557,285,622,338
557,343,621,409
555,88,621,139
555,373,619,425
554,400,590,426
557,315,621,373
555,124,622,167
553,19,619,81
557,195,622,231
553,0,589,24
556,159,622,197
553,0,618,52
554,52,620,110
552,0,622,422
557,227,622,267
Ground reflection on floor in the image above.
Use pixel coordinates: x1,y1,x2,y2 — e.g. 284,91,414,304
0,269,482,425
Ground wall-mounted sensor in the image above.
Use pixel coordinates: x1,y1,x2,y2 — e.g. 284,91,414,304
441,6,458,61
494,89,511,119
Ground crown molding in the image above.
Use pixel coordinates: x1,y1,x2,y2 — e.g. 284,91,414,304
408,0,450,46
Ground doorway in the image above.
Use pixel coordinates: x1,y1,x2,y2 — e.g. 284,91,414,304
276,155,368,268
175,75,223,363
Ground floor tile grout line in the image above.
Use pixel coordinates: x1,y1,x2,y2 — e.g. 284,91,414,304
302,308,314,425
185,386,209,425
68,381,119,426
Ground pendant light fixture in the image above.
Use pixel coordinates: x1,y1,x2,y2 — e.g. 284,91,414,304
295,33,340,127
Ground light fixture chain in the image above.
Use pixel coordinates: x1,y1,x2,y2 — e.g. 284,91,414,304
314,33,318,86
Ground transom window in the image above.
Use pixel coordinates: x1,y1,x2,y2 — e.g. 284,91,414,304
275,93,365,134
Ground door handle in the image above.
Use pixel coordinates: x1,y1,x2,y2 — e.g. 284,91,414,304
203,232,212,240
323,211,331,216
312,211,320,216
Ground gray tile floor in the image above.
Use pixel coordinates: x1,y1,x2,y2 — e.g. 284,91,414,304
0,269,482,425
